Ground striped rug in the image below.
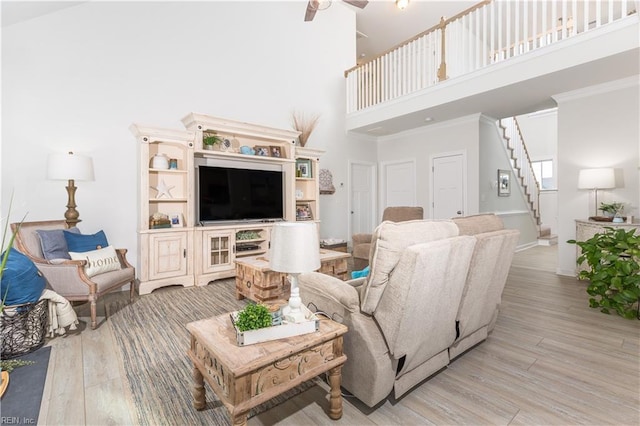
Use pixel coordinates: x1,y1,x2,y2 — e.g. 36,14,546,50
108,279,316,425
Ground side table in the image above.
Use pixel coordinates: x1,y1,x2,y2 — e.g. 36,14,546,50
187,314,348,426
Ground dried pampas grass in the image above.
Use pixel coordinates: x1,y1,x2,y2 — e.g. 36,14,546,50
291,111,320,147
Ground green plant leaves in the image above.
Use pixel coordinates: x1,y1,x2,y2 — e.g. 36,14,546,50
235,303,273,332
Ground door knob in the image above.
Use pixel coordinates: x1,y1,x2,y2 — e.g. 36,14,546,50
457,210,463,215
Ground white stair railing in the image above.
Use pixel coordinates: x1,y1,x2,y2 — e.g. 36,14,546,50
499,117,541,225
345,0,636,113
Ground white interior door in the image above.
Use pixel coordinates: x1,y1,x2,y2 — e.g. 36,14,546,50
349,161,376,238
432,152,466,219
380,159,416,219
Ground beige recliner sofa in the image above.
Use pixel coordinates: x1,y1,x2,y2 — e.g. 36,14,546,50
300,219,476,407
352,206,424,271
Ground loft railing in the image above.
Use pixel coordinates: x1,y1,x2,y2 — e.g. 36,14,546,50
345,0,637,113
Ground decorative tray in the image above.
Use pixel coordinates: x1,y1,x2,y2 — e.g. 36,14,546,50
230,305,319,346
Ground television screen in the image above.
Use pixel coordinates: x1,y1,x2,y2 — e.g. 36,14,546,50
198,166,284,223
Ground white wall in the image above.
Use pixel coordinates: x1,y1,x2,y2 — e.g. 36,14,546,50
555,77,640,276
376,114,480,219
2,2,366,266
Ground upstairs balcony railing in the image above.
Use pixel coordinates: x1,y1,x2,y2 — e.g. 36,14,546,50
345,0,637,113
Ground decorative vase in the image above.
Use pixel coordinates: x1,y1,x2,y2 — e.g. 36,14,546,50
151,153,169,169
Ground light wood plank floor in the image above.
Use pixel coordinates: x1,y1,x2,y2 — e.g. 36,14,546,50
36,245,639,425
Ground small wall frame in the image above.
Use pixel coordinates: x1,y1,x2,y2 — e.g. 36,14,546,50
498,169,511,196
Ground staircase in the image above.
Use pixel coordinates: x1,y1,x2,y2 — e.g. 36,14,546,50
498,117,556,245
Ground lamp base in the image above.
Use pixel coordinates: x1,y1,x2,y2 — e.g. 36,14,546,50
282,305,307,323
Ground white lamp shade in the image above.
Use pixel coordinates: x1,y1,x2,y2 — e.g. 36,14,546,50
577,168,615,189
269,222,320,273
47,152,95,181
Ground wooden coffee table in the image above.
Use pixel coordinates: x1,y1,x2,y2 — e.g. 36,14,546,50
187,313,348,426
235,249,351,302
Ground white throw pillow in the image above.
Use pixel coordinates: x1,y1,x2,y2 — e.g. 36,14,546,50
69,245,121,277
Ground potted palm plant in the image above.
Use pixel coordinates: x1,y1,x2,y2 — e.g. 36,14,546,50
203,132,223,150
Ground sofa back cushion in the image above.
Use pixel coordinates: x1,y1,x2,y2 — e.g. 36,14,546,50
452,213,504,236
360,220,459,314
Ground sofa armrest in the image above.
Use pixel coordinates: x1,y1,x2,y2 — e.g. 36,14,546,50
352,233,373,245
346,277,367,288
299,272,360,315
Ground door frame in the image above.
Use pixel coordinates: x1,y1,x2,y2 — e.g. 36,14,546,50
348,160,377,242
379,158,417,221
429,150,467,219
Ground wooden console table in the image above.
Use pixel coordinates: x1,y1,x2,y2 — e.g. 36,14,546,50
186,313,348,426
235,249,351,302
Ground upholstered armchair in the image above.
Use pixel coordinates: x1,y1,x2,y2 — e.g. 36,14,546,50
300,220,476,407
352,206,424,270
449,214,520,359
11,220,136,329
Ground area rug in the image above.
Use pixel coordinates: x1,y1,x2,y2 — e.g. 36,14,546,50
0,346,51,424
108,279,317,425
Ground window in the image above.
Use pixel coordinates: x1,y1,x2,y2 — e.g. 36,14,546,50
531,160,554,190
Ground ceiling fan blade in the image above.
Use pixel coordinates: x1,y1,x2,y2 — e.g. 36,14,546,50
304,1,318,21
343,0,368,9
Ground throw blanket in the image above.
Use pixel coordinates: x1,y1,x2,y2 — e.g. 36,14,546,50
39,289,79,336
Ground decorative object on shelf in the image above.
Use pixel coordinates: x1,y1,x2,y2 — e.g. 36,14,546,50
149,212,171,229
152,179,174,198
599,201,626,223
296,159,312,178
47,151,95,227
169,158,178,170
220,138,232,152
290,111,319,147
269,222,320,323
296,203,313,221
236,230,261,240
497,169,510,196
319,169,336,194
568,227,640,319
254,146,270,156
203,132,223,150
240,146,255,155
170,213,184,228
230,137,241,152
151,153,170,169
578,168,615,217
269,146,284,158
295,189,304,200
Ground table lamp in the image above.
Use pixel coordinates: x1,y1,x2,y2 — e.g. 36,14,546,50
47,151,95,227
269,222,320,323
578,168,615,217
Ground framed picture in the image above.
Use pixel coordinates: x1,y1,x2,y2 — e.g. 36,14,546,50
296,159,312,178
270,146,284,158
498,169,510,196
254,146,270,156
170,213,184,227
296,203,313,221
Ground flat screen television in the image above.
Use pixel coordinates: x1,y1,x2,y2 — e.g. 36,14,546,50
197,165,284,224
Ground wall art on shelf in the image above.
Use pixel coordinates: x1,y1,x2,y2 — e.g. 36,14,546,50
498,169,511,197
170,213,184,227
254,146,270,156
296,159,312,178
270,146,284,158
296,203,313,221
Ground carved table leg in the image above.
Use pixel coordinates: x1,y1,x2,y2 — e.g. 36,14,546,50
193,365,206,410
327,365,343,420
231,410,249,426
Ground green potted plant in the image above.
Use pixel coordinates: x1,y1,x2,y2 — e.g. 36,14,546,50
599,201,625,220
203,132,223,150
568,227,640,319
234,303,273,332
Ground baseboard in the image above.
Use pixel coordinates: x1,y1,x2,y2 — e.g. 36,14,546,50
515,241,538,252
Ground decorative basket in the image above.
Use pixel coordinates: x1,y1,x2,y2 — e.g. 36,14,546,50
1,299,48,359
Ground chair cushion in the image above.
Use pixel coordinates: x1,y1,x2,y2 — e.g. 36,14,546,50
360,220,459,314
64,230,109,252
0,248,46,305
69,246,121,277
36,227,81,260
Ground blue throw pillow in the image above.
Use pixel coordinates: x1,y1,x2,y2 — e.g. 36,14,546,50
351,265,370,279
1,248,46,305
64,230,109,253
36,227,81,260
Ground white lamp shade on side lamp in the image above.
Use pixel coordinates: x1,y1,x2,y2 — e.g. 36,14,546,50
577,168,615,190
47,152,95,181
269,222,320,323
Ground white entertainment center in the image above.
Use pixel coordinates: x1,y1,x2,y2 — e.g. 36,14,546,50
130,114,324,295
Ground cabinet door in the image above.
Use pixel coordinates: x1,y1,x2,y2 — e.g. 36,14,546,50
149,232,188,280
202,230,235,273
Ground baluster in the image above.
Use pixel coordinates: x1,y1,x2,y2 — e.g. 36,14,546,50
608,0,613,23
541,0,547,46
622,0,627,18
531,0,537,49
523,0,529,52
596,0,602,27
514,0,520,55
584,0,590,31
506,1,512,58
475,9,480,70
490,1,496,63
551,0,557,42
483,4,488,67
561,0,568,40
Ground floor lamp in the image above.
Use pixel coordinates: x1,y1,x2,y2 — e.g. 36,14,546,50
269,222,320,323
47,152,95,227
577,168,615,218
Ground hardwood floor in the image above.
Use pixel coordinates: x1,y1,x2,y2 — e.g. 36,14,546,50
36,245,639,425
